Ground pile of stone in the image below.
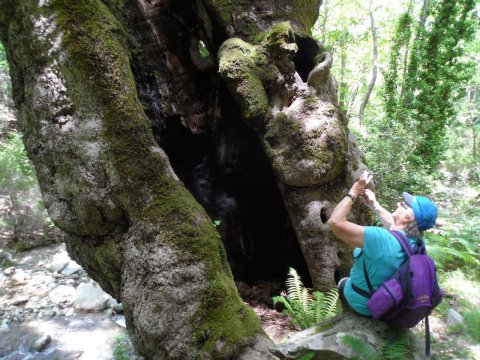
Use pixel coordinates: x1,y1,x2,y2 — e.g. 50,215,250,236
0,244,123,331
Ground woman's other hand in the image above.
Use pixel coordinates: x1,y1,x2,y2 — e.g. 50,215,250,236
361,189,377,208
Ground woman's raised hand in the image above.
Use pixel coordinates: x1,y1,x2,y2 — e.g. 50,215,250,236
350,171,373,197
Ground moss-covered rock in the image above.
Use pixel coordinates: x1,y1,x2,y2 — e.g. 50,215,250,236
219,38,270,130
203,0,322,40
263,100,346,187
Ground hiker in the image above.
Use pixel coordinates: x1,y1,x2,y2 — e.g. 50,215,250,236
328,171,439,316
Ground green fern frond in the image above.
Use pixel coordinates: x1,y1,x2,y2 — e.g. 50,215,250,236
340,334,378,360
285,267,312,309
428,244,480,269
381,329,412,360
273,268,341,330
306,291,325,324
285,268,303,299
273,295,294,315
306,289,341,323
322,288,341,318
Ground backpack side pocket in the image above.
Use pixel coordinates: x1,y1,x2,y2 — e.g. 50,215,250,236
367,278,404,320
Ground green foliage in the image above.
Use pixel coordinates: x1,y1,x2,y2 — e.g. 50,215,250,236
426,233,480,273
464,309,480,342
0,44,52,242
112,334,134,360
357,0,479,202
272,268,341,330
341,329,413,360
0,42,12,107
0,132,51,238
198,40,209,59
386,0,476,170
425,194,480,277
341,334,378,360
0,133,36,187
298,352,316,360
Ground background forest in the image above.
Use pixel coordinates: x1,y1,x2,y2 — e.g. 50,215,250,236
0,0,479,358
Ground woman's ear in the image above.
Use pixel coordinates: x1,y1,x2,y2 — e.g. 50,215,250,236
405,212,415,224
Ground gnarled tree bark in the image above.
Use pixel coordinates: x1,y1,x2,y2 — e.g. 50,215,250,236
0,0,369,358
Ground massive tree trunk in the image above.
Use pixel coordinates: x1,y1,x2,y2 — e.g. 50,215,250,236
0,0,369,358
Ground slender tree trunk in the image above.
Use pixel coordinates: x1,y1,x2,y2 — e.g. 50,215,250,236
467,87,479,180
420,0,430,28
358,0,378,129
473,121,477,168
346,65,364,118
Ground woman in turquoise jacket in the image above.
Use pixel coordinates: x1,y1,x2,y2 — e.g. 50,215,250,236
328,171,438,316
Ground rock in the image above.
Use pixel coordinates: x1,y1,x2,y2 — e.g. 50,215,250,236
0,249,13,268
238,335,278,360
269,312,424,360
11,295,29,305
108,297,123,312
11,269,29,284
26,334,51,352
0,323,9,332
48,251,70,272
64,308,75,316
68,319,84,327
13,314,23,322
447,309,464,326
61,261,83,276
31,273,55,286
113,315,126,328
42,308,57,319
49,285,75,304
4,267,15,275
36,349,84,359
103,308,114,317
73,283,110,312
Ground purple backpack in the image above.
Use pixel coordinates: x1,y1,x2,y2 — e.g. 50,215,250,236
360,230,443,356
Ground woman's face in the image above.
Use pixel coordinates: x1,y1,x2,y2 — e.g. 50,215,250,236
392,201,413,225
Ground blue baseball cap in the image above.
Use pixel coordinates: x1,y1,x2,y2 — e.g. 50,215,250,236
403,192,438,231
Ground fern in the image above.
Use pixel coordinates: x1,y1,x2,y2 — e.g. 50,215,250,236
273,268,341,330
341,329,413,360
380,329,412,360
307,289,340,323
426,232,480,272
465,309,480,342
340,334,378,360
285,267,312,308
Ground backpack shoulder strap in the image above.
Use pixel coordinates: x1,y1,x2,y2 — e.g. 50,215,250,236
388,230,414,257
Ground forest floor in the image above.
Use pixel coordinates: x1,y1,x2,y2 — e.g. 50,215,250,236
1,243,478,360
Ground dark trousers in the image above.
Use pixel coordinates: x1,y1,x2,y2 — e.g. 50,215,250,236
337,277,360,314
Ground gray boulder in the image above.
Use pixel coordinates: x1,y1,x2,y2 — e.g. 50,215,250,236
49,285,75,304
48,251,71,273
73,283,110,312
269,312,424,360
447,309,464,326
26,334,51,352
61,261,83,276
